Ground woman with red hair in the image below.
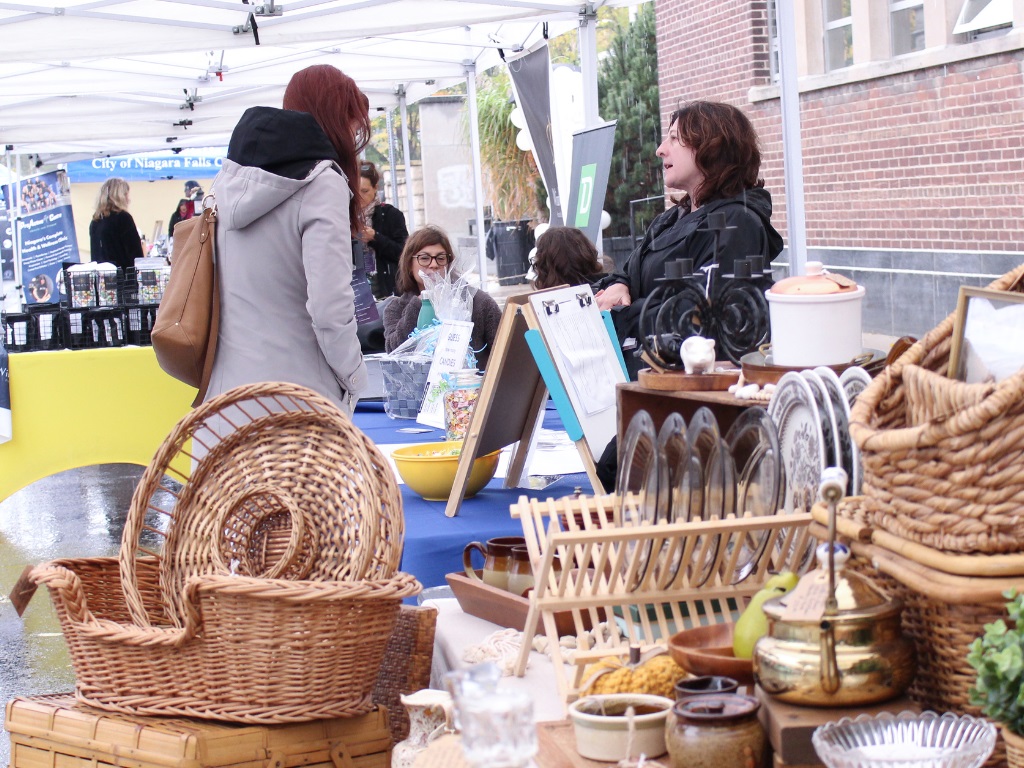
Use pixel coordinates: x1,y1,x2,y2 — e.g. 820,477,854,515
204,64,369,413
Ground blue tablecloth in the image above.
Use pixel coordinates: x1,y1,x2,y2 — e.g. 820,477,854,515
353,401,592,592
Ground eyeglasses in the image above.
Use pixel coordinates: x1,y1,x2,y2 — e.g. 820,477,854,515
415,252,451,267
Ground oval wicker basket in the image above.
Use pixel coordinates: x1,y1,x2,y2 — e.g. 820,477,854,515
119,382,404,628
848,264,1024,554
30,382,420,723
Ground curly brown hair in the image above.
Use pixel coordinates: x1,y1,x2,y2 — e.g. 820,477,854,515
395,225,456,295
531,227,603,290
669,101,764,208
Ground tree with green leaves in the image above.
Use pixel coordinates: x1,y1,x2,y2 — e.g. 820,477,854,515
598,3,661,238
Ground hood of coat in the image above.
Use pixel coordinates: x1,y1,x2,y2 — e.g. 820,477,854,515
216,106,347,231
703,187,785,256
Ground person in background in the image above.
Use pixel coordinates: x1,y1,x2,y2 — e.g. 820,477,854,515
357,161,408,299
184,180,204,202
595,100,784,380
167,198,194,240
203,64,369,414
89,177,145,273
531,226,608,291
383,225,501,370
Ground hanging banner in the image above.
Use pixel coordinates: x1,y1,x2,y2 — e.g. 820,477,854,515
15,170,80,306
565,121,617,245
0,342,10,445
507,44,564,226
65,150,225,183
1,192,13,282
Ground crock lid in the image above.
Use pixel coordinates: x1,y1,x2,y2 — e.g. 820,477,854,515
770,261,858,295
673,694,760,722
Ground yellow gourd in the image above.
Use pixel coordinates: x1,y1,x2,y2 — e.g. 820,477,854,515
582,646,685,698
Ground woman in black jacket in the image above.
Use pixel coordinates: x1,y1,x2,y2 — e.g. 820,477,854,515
357,161,408,298
89,177,145,273
596,101,784,379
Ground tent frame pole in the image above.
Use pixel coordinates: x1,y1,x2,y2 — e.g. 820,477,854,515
398,87,417,230
777,0,807,275
466,62,488,289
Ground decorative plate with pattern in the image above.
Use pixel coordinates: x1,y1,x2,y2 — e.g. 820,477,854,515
814,366,861,496
840,366,873,408
800,369,842,474
768,372,826,515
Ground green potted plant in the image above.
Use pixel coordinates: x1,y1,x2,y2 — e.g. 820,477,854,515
968,589,1024,766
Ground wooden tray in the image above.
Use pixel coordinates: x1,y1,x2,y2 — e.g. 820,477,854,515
637,366,740,391
446,571,582,637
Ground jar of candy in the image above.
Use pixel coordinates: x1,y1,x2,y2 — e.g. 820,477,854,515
442,369,482,441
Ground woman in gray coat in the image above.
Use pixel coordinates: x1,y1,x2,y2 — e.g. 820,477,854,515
205,65,369,414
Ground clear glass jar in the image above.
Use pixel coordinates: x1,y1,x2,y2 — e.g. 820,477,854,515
442,369,482,441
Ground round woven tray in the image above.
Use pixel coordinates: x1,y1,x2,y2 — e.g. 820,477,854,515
120,381,404,628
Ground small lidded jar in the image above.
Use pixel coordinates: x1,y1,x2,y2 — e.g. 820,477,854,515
442,369,482,441
665,694,766,768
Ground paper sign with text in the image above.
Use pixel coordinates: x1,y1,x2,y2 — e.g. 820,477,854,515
416,320,474,429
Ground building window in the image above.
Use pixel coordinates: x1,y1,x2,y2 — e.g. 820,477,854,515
768,0,780,82
891,0,925,55
823,0,854,71
953,0,1014,38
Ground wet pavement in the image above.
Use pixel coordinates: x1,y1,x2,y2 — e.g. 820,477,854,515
0,463,144,767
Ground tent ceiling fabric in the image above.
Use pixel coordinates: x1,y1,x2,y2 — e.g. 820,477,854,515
0,0,609,159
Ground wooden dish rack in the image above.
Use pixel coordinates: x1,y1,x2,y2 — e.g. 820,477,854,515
509,494,814,704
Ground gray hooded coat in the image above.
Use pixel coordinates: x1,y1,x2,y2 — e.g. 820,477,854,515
204,107,367,413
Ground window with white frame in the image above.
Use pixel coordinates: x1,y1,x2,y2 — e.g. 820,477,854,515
891,0,926,55
953,0,1014,38
823,0,854,71
767,0,780,82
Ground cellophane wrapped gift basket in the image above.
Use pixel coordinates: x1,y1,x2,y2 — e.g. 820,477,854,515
830,263,1024,766
30,382,420,724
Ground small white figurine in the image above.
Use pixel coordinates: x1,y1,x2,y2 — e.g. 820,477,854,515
681,336,716,375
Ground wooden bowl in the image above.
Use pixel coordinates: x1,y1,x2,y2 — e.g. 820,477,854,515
667,623,755,686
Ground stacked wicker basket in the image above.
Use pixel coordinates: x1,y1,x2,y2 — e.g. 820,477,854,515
30,382,420,724
825,264,1024,767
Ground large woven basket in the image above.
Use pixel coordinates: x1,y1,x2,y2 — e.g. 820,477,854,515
30,381,420,723
31,556,419,723
119,381,404,629
848,264,1024,555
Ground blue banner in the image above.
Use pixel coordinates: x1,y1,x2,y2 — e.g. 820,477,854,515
15,171,80,306
66,151,225,183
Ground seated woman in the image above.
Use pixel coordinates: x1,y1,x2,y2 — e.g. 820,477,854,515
531,226,608,290
383,225,502,370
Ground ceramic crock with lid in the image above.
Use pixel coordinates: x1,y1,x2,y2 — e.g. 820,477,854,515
664,694,767,768
766,261,865,367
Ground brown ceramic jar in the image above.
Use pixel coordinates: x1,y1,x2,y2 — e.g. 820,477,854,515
664,694,766,768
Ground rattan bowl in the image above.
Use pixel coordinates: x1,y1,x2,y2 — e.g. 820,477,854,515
812,711,996,768
392,441,500,501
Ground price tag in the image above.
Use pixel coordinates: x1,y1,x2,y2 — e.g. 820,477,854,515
8,565,38,617
416,319,474,429
777,570,830,623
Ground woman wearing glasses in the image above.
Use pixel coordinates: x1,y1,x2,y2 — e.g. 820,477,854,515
383,225,502,369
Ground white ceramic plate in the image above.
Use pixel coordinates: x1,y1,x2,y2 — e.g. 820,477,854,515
815,366,860,496
616,410,660,591
840,366,873,408
768,371,826,515
800,369,842,475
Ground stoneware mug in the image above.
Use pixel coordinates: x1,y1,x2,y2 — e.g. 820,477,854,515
506,545,535,597
463,536,526,591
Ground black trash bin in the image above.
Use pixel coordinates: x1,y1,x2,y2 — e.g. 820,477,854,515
486,219,535,286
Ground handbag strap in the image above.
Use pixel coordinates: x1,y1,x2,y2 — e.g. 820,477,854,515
193,202,220,407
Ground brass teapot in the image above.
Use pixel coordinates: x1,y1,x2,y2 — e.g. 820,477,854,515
752,468,915,707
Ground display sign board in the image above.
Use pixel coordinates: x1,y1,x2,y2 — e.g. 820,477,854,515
66,150,225,183
14,171,80,305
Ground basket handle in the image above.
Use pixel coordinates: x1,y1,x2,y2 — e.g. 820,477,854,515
30,563,200,648
212,484,314,580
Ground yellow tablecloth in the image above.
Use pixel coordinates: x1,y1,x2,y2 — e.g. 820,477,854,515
0,347,194,502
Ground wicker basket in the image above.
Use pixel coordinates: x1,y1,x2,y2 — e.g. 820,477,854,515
848,264,1024,555
31,556,420,723
119,382,404,629
29,382,421,723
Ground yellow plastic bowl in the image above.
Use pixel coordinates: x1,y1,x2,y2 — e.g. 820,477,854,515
391,441,501,501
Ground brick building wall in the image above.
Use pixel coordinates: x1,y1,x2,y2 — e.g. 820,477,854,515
653,1,1024,336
